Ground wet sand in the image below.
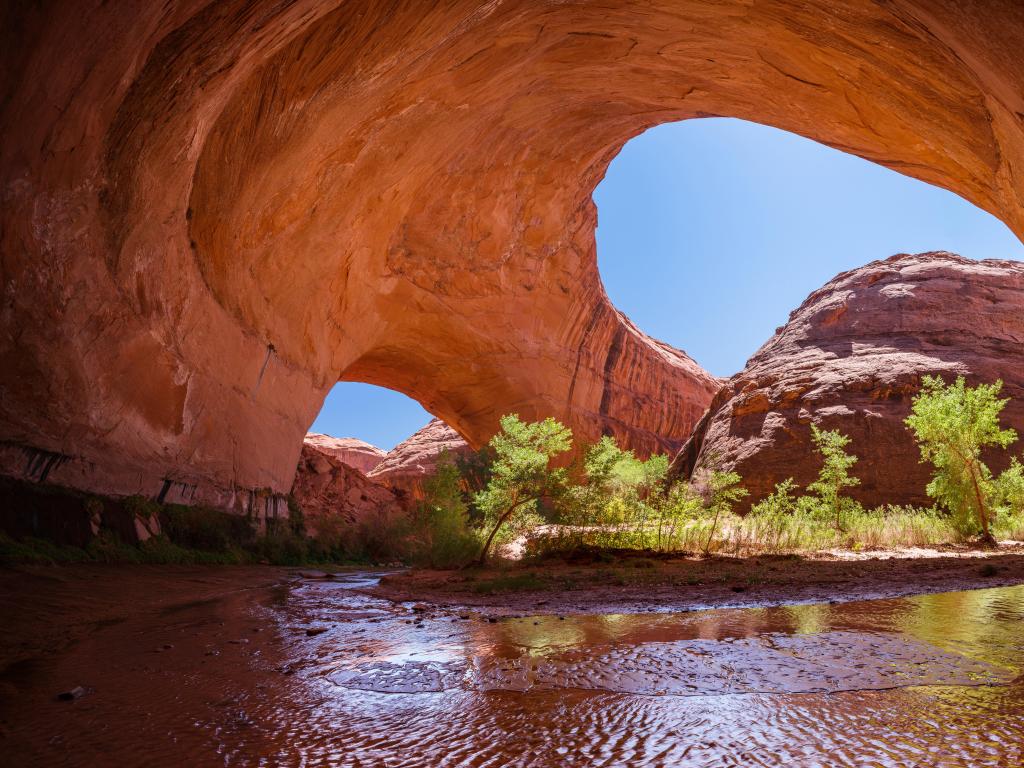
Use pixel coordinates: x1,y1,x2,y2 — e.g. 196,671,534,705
370,546,1024,614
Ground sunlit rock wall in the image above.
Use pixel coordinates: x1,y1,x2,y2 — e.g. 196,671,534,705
672,253,1024,512
2,1,1023,510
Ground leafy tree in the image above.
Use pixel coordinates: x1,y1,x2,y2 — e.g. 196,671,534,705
411,450,477,567
579,436,668,502
655,481,704,550
575,437,670,545
700,469,748,554
905,376,1017,545
750,478,800,518
473,415,573,565
455,447,494,525
994,457,1024,518
807,424,861,530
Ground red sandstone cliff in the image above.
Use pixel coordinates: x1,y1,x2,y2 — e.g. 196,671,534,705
368,419,472,499
672,252,1024,512
2,2,1023,511
302,434,385,475
290,441,405,536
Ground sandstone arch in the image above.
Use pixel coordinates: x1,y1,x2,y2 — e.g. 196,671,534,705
2,1,1022,510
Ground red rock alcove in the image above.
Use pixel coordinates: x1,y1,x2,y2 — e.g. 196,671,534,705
2,1,1022,512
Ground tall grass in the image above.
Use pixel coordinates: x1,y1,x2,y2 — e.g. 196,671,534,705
527,501,1000,559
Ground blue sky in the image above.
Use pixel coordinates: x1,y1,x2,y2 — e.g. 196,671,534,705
312,117,1024,449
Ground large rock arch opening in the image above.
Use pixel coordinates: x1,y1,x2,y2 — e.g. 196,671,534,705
2,1,1022,510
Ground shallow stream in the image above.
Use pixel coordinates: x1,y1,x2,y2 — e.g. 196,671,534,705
4,570,1023,766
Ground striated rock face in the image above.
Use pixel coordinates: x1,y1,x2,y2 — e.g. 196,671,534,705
673,253,1024,512
369,420,472,499
302,434,385,475
2,2,1024,510
290,442,405,536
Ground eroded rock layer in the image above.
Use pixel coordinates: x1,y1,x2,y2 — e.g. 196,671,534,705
3,1,1024,509
673,253,1024,511
303,434,385,475
369,420,472,499
290,440,405,536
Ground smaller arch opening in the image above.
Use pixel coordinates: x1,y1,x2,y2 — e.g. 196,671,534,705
595,118,1024,378
310,382,433,452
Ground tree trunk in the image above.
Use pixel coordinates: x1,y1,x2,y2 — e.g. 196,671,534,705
967,459,997,547
474,495,529,566
703,506,721,555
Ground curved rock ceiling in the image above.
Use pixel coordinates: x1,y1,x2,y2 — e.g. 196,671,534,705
2,0,1023,509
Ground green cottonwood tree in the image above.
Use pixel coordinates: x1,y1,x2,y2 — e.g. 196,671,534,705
701,469,748,554
905,376,1017,545
807,424,861,531
473,415,573,565
412,450,477,568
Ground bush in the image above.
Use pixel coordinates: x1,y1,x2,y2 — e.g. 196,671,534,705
252,518,311,565
86,529,143,563
806,425,860,530
0,533,90,565
160,504,252,552
407,451,479,568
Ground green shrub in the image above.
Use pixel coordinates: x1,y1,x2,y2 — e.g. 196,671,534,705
408,451,479,568
86,530,142,563
807,425,861,530
0,533,90,565
160,504,251,552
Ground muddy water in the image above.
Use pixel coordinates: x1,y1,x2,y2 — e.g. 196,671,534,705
3,570,1023,767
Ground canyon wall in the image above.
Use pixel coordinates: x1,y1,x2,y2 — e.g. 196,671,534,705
2,1,1023,510
291,439,405,536
672,252,1024,512
302,434,385,475
368,420,473,500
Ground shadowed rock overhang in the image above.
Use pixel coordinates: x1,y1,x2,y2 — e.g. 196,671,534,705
1,1,1022,511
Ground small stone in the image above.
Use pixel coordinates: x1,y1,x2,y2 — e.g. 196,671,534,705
57,686,86,701
305,627,329,636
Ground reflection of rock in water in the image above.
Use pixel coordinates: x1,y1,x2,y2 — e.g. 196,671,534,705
329,630,1013,696
5,568,1024,767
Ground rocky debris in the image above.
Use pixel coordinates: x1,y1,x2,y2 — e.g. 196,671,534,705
302,434,386,474
673,253,1024,512
290,442,407,534
368,419,473,499
56,686,87,701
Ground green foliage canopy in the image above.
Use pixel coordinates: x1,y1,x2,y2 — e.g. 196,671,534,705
905,375,1017,544
807,424,861,530
473,414,573,564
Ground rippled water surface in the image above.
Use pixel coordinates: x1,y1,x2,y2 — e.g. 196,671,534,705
4,571,1024,766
